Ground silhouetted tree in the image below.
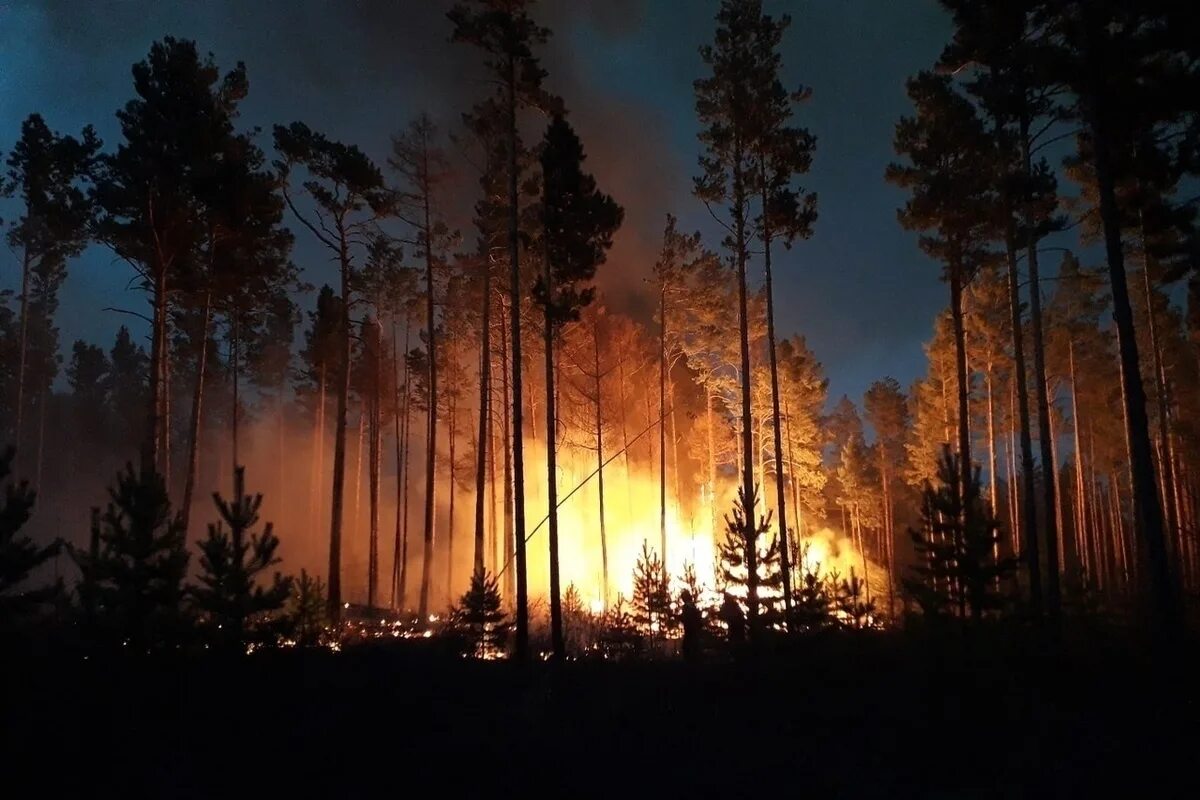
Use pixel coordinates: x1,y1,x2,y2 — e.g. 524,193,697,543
631,540,671,637
749,4,818,623
286,569,327,647
0,446,57,627
451,568,506,658
449,0,558,662
2,114,99,455
274,122,396,620
535,114,623,659
695,0,772,599
718,485,781,634
93,38,245,472
191,467,292,649
71,463,189,650
904,446,1016,620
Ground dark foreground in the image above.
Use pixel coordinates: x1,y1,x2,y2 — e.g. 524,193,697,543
5,628,1199,798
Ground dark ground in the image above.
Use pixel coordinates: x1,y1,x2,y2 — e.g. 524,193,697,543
5,627,1199,798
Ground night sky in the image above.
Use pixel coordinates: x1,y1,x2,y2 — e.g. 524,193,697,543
0,0,955,407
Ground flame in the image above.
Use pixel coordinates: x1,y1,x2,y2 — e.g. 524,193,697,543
517,437,716,608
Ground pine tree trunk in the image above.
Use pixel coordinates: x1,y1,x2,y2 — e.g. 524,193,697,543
368,349,381,609
499,300,515,608
709,387,720,543
473,259,491,578
507,53,530,658
397,321,413,610
146,267,168,472
733,156,758,634
949,260,972,505
446,395,456,605
1005,236,1041,613
1070,343,1091,583
353,400,365,550
392,321,405,610
543,255,564,659
1082,15,1176,625
761,190,793,618
594,320,609,610
418,167,439,626
231,311,241,474
13,250,31,455
182,291,212,538
314,363,327,544
659,283,669,570
327,231,352,620
1025,241,1061,619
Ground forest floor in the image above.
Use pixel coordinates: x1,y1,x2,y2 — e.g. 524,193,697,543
5,625,1199,798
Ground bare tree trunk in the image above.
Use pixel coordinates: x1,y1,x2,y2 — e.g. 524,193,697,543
327,234,352,619
594,319,609,610
418,156,439,626
1026,243,1061,620
499,300,515,608
396,321,413,610
13,250,31,454
732,159,758,634
473,260,491,578
543,254,565,659
659,283,668,570
446,394,457,605
1005,237,1041,613
182,291,212,538
391,322,405,610
506,53,530,658
1082,17,1175,625
761,193,794,618
368,352,381,609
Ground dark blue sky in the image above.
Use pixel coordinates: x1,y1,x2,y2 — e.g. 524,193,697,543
1,0,955,408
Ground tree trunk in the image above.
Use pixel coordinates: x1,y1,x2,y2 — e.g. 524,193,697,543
13,250,31,454
733,154,758,634
761,185,793,618
418,160,439,626
368,346,381,609
594,319,609,610
181,291,212,538
507,53,530,659
396,319,410,606
146,267,168,472
446,394,457,605
1025,240,1061,619
659,283,669,570
327,233,352,620
543,255,565,660
397,320,414,610
499,299,515,608
313,363,327,543
473,258,491,578
949,260,972,505
1005,236,1041,613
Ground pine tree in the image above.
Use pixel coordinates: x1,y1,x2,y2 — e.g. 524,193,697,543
888,72,998,514
904,446,1016,621
93,38,245,473
630,540,671,637
191,467,292,649
718,485,782,635
451,568,507,658
748,3,818,624
789,563,835,633
1043,0,1187,627
449,0,558,662
864,378,910,614
535,114,623,659
390,114,456,624
0,446,57,626
274,122,397,620
695,0,775,614
286,569,327,647
2,114,99,455
71,463,189,650
835,569,875,630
